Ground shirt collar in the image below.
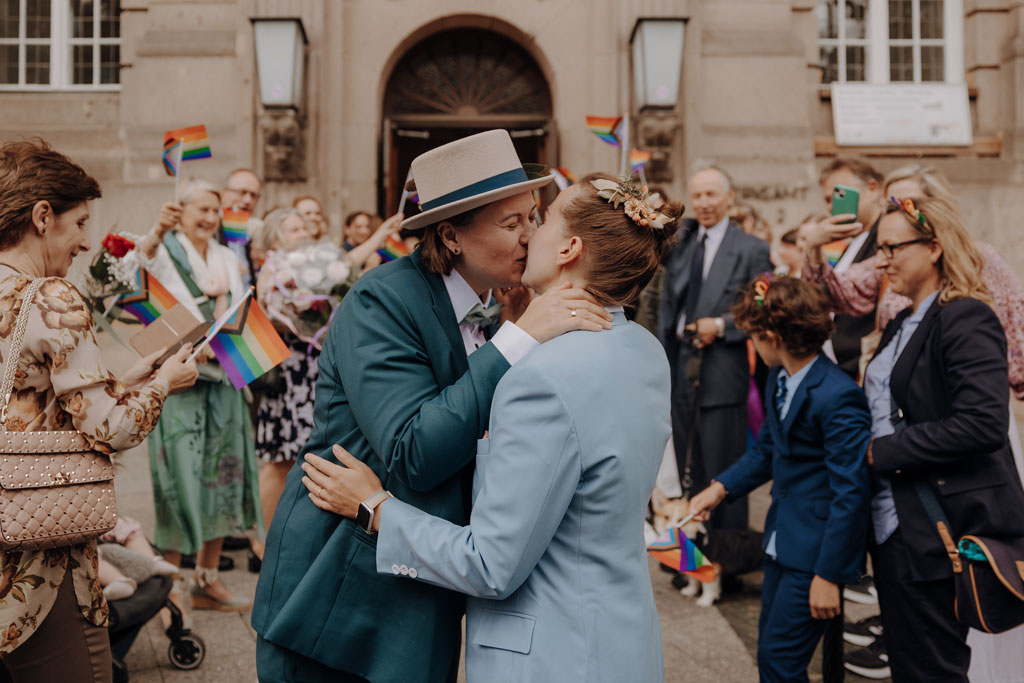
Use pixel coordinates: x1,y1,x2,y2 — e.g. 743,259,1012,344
698,216,730,243
442,268,491,324
778,355,820,386
605,305,625,315
908,290,940,323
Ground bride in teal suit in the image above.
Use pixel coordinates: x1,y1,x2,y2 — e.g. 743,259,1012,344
301,174,685,682
252,130,613,683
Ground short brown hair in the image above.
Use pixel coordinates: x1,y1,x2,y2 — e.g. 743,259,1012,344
344,211,371,227
561,173,684,306
417,207,482,275
0,138,101,251
819,157,884,188
731,276,834,357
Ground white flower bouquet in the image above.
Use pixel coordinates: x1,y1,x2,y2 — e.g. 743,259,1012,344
262,239,355,348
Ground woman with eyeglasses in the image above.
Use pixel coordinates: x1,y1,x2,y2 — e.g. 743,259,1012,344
860,195,1024,680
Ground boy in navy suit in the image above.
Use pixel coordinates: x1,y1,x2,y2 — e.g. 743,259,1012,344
689,275,872,683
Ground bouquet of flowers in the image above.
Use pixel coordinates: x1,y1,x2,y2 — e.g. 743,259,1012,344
82,232,155,320
262,239,355,348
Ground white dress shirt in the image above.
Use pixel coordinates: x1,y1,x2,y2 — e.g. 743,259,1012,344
442,269,537,365
676,216,730,336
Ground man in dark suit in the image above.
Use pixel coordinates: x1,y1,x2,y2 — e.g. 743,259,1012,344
817,158,885,379
658,163,772,530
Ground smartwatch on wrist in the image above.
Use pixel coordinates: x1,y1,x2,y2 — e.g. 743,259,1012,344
356,490,393,534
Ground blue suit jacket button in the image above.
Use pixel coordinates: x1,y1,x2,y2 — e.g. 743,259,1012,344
391,564,401,575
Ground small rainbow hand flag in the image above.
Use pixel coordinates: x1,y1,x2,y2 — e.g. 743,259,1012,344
221,209,251,244
204,291,290,390
585,115,624,147
376,235,410,264
163,124,211,162
630,149,652,172
647,527,717,583
117,270,180,325
822,239,849,268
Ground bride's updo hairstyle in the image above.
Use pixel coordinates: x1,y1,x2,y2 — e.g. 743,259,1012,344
562,173,684,306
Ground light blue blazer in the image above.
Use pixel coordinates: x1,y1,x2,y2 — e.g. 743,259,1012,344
376,311,671,682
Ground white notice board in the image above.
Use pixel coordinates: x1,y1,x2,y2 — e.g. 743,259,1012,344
831,83,972,147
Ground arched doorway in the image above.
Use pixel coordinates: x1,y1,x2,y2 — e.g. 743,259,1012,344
380,26,554,216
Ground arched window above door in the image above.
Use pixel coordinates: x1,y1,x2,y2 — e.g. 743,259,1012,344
384,28,551,117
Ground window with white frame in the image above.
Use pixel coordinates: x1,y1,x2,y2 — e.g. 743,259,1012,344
0,0,120,90
816,0,963,84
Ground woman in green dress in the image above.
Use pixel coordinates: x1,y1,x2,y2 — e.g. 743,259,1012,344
140,180,261,612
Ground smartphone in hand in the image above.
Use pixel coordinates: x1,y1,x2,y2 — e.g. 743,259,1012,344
831,184,860,224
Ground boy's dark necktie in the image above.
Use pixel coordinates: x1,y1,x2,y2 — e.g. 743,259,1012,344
775,373,788,417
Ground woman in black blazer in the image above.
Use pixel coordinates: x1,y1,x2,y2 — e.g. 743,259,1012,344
861,195,1024,681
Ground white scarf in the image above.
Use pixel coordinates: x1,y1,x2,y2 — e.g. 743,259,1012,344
175,232,241,317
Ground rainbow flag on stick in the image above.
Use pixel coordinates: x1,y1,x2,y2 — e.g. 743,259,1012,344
376,235,410,263
221,209,251,244
550,167,576,191
164,124,211,162
629,149,652,172
194,290,290,390
585,115,625,147
647,527,717,583
117,270,180,325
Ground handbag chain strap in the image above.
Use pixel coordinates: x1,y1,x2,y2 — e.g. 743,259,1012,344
0,278,46,428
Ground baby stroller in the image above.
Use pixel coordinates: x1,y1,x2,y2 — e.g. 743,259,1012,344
107,574,207,682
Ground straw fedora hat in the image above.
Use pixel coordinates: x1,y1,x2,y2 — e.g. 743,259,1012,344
401,129,553,230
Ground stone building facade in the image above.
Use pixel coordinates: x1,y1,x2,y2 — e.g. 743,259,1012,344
1,0,1022,269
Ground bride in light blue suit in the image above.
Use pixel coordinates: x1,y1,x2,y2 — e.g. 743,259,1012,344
301,174,683,682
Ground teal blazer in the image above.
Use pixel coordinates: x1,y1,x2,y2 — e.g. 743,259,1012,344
252,250,511,682
375,312,671,682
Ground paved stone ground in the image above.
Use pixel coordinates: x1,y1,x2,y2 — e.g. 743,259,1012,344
114,443,758,683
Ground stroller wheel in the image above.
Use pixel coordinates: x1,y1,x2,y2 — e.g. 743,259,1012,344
168,633,205,670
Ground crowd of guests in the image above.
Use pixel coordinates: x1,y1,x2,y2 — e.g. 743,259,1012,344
0,130,1021,683
655,156,1024,682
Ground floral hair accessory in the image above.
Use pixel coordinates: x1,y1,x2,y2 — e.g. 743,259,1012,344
889,196,927,227
590,175,673,229
753,273,773,307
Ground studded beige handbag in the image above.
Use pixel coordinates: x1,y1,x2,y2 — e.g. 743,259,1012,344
0,278,117,550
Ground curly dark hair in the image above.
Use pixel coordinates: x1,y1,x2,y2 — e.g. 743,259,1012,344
731,275,834,357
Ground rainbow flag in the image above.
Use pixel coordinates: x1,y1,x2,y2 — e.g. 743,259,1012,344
647,527,717,583
162,139,183,177
207,293,290,390
630,149,652,172
117,270,180,325
164,124,211,162
221,209,250,244
376,235,410,263
585,115,624,147
822,239,849,268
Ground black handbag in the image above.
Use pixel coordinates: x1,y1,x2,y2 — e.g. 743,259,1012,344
889,385,1024,633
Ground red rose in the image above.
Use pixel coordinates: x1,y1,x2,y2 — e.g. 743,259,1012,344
101,234,135,259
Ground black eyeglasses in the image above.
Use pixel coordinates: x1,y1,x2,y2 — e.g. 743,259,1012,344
875,238,931,259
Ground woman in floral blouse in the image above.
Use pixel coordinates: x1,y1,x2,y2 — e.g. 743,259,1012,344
0,140,197,682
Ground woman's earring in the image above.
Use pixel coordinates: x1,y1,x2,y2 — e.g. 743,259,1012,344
451,247,461,255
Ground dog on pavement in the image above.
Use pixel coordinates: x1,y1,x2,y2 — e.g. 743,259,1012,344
650,487,764,607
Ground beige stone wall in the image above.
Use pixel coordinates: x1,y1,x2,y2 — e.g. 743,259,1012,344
0,0,1020,272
